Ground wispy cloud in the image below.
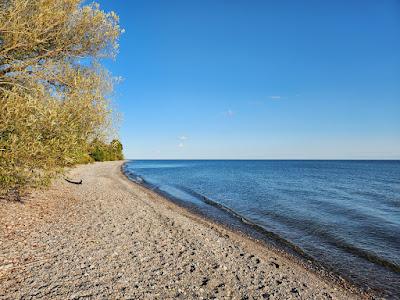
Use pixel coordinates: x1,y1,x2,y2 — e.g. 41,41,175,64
178,135,188,148
224,109,235,117
249,96,288,106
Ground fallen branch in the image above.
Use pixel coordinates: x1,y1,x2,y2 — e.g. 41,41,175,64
64,178,82,184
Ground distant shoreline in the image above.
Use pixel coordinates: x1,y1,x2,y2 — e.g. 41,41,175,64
1,161,369,299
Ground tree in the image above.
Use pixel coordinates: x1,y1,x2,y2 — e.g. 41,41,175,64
110,139,124,160
88,139,123,162
0,0,122,198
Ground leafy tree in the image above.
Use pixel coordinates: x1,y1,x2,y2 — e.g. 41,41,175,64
0,0,123,198
89,139,123,162
110,139,124,160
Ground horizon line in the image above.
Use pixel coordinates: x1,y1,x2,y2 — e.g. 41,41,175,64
124,158,400,161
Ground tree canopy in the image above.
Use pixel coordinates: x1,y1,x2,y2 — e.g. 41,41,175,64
0,0,123,198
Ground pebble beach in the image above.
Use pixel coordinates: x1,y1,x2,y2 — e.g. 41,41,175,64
0,161,368,299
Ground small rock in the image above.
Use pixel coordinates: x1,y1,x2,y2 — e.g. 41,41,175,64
262,292,270,299
201,277,209,286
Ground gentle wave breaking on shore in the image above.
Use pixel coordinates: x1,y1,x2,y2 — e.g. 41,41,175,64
124,160,400,298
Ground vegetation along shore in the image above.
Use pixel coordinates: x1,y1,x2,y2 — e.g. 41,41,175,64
0,0,123,200
1,0,396,299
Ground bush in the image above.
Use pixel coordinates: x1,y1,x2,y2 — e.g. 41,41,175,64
0,0,123,198
89,139,124,162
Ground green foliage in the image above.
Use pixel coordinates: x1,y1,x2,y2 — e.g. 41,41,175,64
0,0,123,198
89,139,124,162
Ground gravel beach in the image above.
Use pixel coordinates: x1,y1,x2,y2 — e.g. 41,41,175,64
0,161,368,299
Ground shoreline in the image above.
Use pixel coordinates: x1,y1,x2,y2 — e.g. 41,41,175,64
1,161,372,299
121,163,375,299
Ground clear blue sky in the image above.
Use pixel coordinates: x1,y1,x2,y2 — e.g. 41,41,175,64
98,0,400,159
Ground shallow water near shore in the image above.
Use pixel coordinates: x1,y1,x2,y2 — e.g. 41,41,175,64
123,160,400,298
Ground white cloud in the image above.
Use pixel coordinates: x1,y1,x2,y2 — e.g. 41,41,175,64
178,136,188,148
269,96,281,99
224,109,235,117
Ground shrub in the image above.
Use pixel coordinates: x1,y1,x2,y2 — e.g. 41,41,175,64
89,139,124,162
0,0,123,198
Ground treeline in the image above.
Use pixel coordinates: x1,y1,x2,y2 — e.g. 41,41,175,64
89,140,124,162
0,0,123,199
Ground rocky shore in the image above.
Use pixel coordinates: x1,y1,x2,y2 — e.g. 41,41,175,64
0,161,367,299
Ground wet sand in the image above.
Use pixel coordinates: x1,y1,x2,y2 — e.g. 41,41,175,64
0,161,369,299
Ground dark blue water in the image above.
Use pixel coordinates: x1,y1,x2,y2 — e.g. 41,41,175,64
123,160,400,297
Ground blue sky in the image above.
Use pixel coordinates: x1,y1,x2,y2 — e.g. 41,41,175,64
98,0,400,159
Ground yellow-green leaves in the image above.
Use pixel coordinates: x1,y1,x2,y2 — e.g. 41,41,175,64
0,0,122,198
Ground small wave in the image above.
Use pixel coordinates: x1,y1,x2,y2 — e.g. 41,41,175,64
122,160,400,298
133,175,144,183
124,165,400,274
122,166,147,185
122,166,314,261
255,207,400,274
174,185,313,260
331,239,400,274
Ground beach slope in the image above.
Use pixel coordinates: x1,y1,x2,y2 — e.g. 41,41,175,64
0,161,363,299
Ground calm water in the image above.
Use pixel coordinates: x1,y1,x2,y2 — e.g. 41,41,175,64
123,160,400,297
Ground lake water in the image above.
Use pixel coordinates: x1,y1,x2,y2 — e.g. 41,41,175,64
123,160,400,298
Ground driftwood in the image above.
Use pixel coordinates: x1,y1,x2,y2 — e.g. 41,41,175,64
64,178,83,185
